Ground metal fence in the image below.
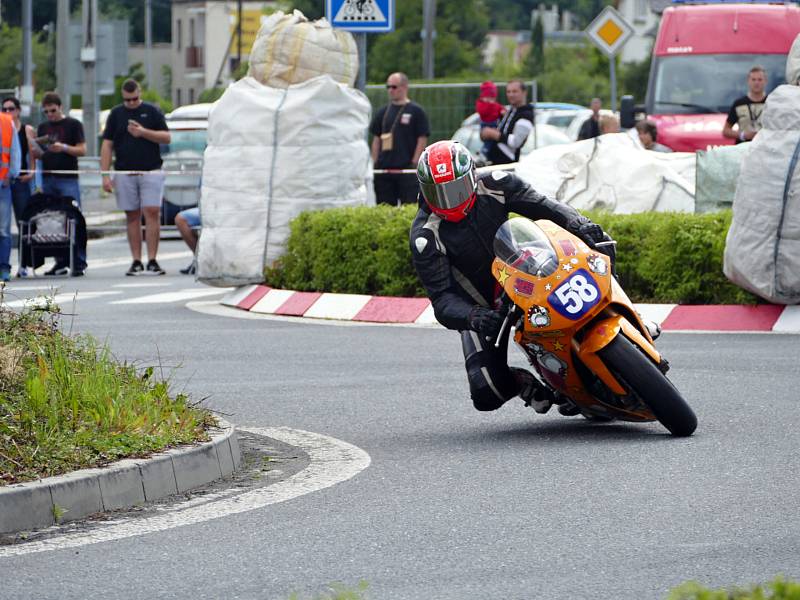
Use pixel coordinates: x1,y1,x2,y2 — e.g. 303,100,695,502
364,81,522,143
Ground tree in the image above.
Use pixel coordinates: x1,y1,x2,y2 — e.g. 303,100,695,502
524,15,545,77
367,0,489,82
286,0,325,20
0,24,56,95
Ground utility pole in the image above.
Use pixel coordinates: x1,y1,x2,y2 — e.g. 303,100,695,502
237,0,243,71
422,0,436,79
82,0,99,156
56,0,71,112
21,0,34,116
145,0,153,88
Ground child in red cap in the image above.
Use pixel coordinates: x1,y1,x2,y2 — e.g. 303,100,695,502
476,81,505,159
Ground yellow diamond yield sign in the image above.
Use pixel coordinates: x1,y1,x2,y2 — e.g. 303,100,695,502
585,6,633,57
597,19,624,46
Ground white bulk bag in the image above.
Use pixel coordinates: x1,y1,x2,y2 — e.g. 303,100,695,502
515,134,696,213
723,84,800,303
196,75,372,287
248,10,358,89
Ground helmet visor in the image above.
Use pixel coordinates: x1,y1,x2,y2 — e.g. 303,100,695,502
420,170,477,212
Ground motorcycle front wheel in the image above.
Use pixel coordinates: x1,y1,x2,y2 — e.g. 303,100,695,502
598,335,697,436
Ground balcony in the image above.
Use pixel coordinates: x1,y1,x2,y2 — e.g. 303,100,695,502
185,46,204,69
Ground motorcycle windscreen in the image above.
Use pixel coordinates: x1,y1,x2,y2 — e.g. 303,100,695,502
493,218,559,278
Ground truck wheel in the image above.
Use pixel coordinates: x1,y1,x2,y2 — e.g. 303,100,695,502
598,335,697,437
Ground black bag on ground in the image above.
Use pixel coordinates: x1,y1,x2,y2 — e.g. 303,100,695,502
18,193,87,270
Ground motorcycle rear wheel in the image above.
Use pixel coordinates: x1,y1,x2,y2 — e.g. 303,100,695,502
598,335,697,436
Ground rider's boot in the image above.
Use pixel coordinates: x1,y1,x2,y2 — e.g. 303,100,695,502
511,367,554,414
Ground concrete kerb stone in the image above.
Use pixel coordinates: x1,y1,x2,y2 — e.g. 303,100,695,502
0,418,239,534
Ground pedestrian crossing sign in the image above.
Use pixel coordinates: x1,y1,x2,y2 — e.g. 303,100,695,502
327,0,395,33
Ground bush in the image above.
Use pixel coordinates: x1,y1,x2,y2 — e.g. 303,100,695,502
266,206,761,305
668,576,800,599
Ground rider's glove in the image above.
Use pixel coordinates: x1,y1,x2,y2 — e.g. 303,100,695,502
576,221,605,247
469,307,504,341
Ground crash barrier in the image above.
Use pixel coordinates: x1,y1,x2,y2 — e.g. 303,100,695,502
265,204,759,306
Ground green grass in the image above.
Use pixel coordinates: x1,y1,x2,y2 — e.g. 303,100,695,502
668,577,800,599
0,296,215,485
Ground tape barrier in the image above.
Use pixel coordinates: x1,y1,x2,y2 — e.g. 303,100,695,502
18,163,517,177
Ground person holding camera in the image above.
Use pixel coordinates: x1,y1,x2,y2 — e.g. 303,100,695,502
101,79,171,276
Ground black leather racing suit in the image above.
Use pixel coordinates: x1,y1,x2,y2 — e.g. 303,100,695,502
409,170,603,411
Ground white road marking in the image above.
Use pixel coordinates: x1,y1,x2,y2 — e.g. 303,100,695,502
0,427,371,558
2,291,122,309
112,288,232,305
112,282,172,288
82,251,193,271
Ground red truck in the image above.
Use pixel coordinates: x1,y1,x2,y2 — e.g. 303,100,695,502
622,1,800,152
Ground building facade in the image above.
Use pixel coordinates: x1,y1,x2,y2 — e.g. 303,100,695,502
171,0,277,107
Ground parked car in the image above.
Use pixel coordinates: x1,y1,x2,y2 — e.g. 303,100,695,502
452,109,571,163
160,103,211,225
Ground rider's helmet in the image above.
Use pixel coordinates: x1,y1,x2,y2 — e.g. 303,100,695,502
417,140,477,223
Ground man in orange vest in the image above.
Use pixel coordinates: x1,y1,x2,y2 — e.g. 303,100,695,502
0,110,22,282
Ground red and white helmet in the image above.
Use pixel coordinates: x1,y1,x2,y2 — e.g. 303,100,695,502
417,140,477,223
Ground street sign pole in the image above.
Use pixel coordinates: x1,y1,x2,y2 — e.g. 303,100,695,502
327,0,395,89
82,0,99,155
584,6,633,114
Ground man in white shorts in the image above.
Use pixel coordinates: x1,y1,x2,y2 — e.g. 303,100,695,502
100,79,171,275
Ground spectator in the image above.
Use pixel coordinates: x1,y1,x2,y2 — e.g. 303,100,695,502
370,72,430,206
723,66,768,144
101,79,171,276
174,207,200,275
635,120,672,152
480,79,534,165
475,80,506,160
578,98,602,140
599,114,620,135
31,91,87,276
0,110,21,282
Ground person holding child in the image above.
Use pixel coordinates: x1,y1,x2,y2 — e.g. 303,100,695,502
479,79,534,165
475,81,506,160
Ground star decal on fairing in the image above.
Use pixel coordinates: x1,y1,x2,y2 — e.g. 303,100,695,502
545,283,552,291
562,263,573,272
552,340,565,351
497,266,511,285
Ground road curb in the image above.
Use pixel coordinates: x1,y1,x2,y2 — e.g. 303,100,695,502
0,418,240,534
220,284,800,332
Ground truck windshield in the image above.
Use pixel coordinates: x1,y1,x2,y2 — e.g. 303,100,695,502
649,54,787,115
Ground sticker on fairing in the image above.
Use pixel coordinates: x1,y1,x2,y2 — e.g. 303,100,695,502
547,269,601,319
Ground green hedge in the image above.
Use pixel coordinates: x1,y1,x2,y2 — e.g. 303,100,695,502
265,206,760,305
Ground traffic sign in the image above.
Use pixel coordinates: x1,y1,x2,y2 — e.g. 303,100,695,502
327,0,395,33
584,6,634,57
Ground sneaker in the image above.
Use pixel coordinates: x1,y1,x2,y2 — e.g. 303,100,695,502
70,269,85,277
44,265,69,276
512,367,553,414
126,260,144,276
179,258,197,275
146,259,165,275
16,267,30,278
0,270,9,283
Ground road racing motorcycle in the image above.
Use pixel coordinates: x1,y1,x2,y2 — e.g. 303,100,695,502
491,217,697,436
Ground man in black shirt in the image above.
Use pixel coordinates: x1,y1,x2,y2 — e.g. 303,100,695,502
723,66,768,144
101,79,171,276
31,91,87,276
479,79,534,165
577,97,602,141
369,72,430,205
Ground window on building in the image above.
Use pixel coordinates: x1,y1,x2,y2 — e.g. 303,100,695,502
190,18,195,46
177,19,182,51
189,88,194,104
635,0,648,21
176,88,182,106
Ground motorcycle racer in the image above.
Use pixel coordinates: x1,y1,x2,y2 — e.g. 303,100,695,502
410,140,613,414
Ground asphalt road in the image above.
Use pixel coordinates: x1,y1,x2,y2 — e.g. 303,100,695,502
2,236,800,600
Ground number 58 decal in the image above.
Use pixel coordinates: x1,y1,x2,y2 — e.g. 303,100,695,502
547,269,601,319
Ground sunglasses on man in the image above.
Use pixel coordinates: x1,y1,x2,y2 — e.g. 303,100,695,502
2,106,17,112
123,96,140,103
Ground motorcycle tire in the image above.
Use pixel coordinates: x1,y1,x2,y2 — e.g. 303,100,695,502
598,335,697,437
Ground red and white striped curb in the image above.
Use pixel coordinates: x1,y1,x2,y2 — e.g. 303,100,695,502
220,285,800,332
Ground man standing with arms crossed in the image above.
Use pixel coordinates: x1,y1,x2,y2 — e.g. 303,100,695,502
101,79,171,275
